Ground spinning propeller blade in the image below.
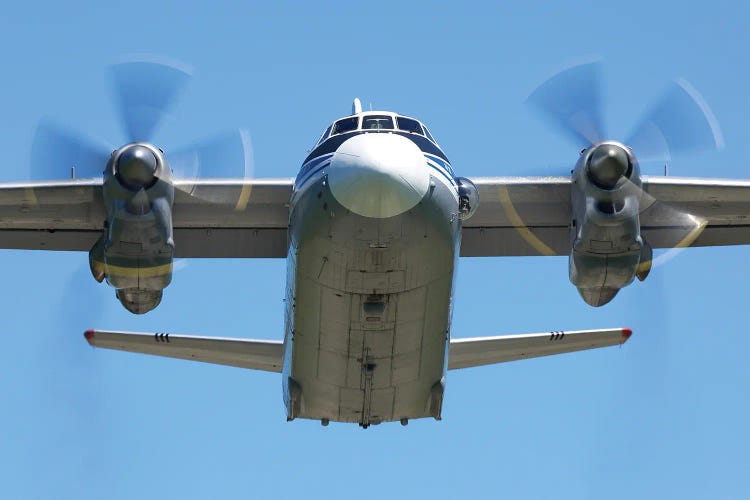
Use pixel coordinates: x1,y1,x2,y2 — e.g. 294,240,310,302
169,129,254,202
30,55,254,206
30,120,111,180
527,60,606,147
627,78,724,161
109,56,193,143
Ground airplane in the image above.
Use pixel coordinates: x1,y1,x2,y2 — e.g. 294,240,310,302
7,58,748,427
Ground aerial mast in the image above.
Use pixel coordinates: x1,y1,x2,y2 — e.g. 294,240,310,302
352,97,362,115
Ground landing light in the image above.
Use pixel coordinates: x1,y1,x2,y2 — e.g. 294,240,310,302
456,177,479,220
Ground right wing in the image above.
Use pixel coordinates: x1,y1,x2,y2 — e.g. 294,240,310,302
84,329,284,373
448,327,631,370
0,178,293,257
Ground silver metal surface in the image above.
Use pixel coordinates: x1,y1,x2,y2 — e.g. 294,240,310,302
85,330,284,372
4,176,750,257
283,173,460,426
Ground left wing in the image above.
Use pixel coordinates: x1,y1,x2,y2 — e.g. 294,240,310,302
448,327,631,370
84,329,284,372
0,178,293,257
461,176,750,257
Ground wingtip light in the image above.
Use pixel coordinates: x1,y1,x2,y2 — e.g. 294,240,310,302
621,327,633,343
84,329,96,347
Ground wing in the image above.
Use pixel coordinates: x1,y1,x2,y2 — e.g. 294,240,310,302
448,327,631,370
460,176,570,257
84,329,284,372
461,176,750,257
4,176,750,258
0,178,293,257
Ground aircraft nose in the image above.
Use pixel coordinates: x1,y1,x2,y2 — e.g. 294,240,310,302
327,133,430,218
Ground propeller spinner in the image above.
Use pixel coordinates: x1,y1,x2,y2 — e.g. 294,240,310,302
587,143,630,190
115,144,158,190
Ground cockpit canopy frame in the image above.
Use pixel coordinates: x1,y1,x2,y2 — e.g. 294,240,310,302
315,111,440,148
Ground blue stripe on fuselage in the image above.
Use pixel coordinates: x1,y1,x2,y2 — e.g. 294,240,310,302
295,153,334,184
295,137,456,191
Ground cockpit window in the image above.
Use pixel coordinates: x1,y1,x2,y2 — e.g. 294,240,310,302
423,125,436,144
362,115,394,130
397,117,424,135
332,116,359,135
316,125,332,146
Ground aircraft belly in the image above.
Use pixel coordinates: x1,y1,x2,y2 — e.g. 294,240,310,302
284,175,459,425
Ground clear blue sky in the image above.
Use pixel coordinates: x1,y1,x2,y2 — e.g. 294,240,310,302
1,1,748,498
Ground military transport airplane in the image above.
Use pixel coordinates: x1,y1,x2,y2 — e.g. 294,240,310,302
7,59,747,427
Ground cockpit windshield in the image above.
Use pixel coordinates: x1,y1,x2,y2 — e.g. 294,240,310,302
312,112,440,152
332,116,359,135
316,125,332,146
396,117,424,135
422,125,437,144
362,115,394,130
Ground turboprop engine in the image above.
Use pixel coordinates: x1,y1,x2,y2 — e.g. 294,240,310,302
527,61,723,307
89,143,175,314
569,142,651,306
32,57,253,314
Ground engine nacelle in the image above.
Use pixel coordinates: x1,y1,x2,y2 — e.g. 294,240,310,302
569,142,651,306
89,143,175,314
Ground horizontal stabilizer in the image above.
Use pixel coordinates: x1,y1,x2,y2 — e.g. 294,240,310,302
84,330,284,373
448,327,631,370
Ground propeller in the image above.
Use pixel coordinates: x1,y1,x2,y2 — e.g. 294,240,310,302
30,56,254,202
527,60,606,147
169,129,254,205
526,60,723,269
627,78,724,161
109,56,192,143
527,60,723,171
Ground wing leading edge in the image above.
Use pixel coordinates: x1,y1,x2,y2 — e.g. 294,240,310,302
0,178,293,257
462,176,750,257
3,175,750,258
84,330,284,373
448,327,631,370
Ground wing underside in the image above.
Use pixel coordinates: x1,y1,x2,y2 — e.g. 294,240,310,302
0,178,292,257
461,176,750,256
1,175,750,257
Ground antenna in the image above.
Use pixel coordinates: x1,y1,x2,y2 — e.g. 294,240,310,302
352,98,362,115
664,163,669,176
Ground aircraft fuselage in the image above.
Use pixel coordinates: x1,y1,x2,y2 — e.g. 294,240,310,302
282,114,461,427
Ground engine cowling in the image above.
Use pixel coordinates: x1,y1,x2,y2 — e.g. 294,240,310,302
89,143,175,314
569,142,651,306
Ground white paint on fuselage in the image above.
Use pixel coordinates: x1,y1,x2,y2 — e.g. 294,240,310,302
327,134,431,219
284,129,460,427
